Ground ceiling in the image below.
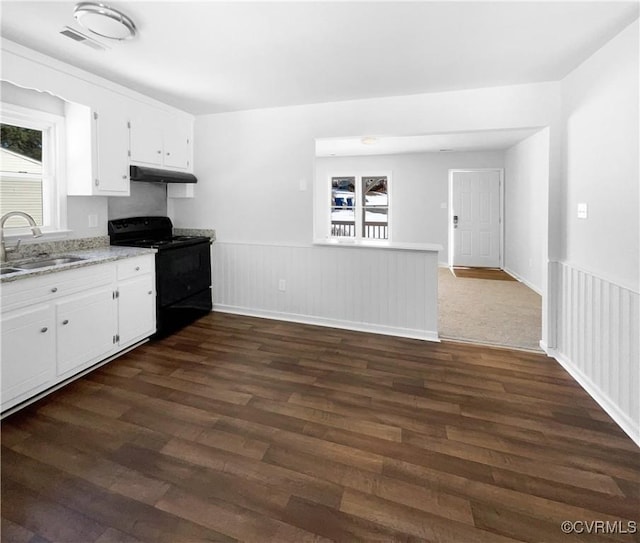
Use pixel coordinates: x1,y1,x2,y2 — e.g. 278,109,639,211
1,2,638,115
315,128,543,157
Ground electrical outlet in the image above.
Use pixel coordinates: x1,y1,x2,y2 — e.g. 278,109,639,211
88,214,98,228
278,279,286,291
577,203,588,219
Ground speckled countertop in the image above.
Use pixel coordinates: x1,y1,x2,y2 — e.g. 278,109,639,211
1,246,156,283
174,228,216,241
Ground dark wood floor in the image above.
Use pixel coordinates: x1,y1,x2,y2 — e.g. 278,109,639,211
2,313,639,542
451,267,517,281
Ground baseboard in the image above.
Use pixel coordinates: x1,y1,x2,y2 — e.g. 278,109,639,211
545,346,640,448
213,304,440,342
503,266,542,295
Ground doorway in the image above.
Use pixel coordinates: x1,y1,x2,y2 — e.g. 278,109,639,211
441,167,542,351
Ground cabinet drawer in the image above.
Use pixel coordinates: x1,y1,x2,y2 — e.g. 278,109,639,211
117,255,154,280
1,263,115,313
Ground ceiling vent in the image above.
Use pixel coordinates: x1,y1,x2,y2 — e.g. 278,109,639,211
59,26,108,50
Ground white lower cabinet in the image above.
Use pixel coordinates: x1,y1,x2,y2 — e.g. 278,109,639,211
118,274,155,346
56,286,118,378
1,304,56,407
1,254,156,413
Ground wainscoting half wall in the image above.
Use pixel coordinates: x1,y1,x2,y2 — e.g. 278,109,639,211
213,242,440,341
548,261,640,446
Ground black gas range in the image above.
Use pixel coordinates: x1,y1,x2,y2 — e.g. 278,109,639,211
108,216,212,338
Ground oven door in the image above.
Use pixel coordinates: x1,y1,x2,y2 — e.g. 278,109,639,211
156,242,212,307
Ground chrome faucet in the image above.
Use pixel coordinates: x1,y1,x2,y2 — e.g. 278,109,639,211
0,211,43,263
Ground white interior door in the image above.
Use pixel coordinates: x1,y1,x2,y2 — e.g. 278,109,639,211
450,170,502,268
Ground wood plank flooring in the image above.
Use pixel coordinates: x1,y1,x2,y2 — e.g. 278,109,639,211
451,267,517,281
2,313,639,542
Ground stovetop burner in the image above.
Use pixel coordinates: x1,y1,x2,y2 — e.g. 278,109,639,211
107,217,211,251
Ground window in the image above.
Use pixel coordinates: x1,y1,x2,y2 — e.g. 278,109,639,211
0,104,64,232
330,173,390,240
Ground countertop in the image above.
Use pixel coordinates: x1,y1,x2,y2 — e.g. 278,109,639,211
0,246,157,283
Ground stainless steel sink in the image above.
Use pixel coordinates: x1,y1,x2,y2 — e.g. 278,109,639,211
0,267,21,275
16,256,86,270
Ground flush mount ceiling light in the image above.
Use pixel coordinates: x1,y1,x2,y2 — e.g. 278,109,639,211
74,2,136,40
361,137,378,145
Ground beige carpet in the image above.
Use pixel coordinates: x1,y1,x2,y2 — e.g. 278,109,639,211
438,267,542,351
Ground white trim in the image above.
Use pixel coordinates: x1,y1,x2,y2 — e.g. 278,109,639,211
326,170,391,241
1,229,73,243
1,38,191,117
0,102,67,233
447,168,504,269
214,239,442,252
552,259,639,295
543,345,640,448
214,304,440,342
313,239,441,252
503,266,542,295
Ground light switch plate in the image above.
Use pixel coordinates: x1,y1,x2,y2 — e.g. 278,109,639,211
577,203,588,219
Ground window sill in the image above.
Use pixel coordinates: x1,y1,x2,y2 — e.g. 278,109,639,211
313,239,442,252
2,229,73,243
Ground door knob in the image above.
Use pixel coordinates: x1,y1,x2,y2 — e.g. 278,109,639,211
62,319,69,325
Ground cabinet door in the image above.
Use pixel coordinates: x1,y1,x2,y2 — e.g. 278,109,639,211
163,117,190,170
94,107,130,195
118,274,156,346
1,304,55,409
129,118,163,166
56,286,117,377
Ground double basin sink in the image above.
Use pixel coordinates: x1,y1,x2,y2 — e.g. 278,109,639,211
0,256,87,275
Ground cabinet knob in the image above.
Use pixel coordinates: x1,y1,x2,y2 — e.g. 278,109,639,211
95,179,100,186
40,327,48,333
62,319,69,325
157,150,162,154
122,174,128,179
148,290,152,295
166,152,171,156
51,287,58,293
135,266,140,271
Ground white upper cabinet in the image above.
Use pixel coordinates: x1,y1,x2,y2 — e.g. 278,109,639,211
2,41,194,197
66,100,130,197
129,109,191,172
129,114,163,166
94,104,130,194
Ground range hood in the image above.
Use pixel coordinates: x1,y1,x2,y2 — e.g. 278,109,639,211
129,165,197,184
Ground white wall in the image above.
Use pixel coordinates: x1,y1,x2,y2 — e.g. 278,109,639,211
215,242,440,341
550,19,639,445
504,129,549,293
172,81,560,344
315,151,504,263
172,82,559,242
560,20,639,292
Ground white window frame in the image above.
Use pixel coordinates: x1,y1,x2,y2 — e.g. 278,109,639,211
0,103,66,237
328,171,391,241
